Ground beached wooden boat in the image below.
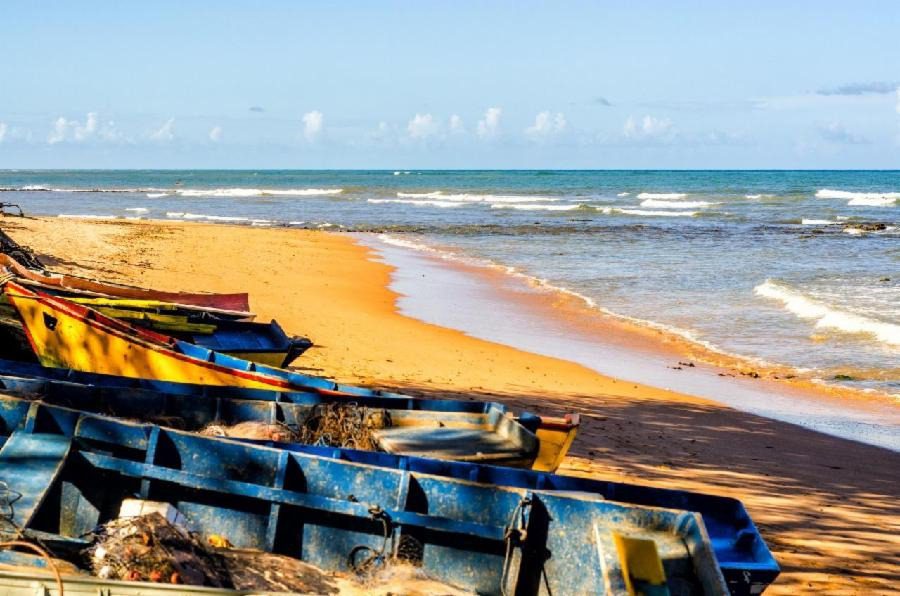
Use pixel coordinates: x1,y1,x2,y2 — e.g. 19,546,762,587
0,382,779,594
0,253,251,312
0,395,730,595
0,371,541,467
0,358,569,470
0,290,310,368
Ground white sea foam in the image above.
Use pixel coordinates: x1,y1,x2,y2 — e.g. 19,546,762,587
848,196,898,207
639,199,715,209
745,194,763,199
490,203,582,211
614,208,698,217
801,219,839,225
125,207,149,213
815,189,900,206
616,192,631,197
396,191,556,203
636,192,688,200
755,280,900,347
175,188,343,198
368,198,465,208
146,192,168,198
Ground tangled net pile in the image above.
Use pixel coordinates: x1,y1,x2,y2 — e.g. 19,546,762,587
88,513,229,586
298,402,391,451
197,403,391,451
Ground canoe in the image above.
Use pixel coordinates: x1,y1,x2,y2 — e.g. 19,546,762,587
0,372,542,468
0,252,251,312
0,380,779,594
0,290,311,368
0,395,730,595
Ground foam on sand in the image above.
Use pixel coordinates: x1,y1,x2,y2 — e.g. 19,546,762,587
755,280,900,347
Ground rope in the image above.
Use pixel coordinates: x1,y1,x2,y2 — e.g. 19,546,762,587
500,497,531,596
0,540,65,595
347,505,393,575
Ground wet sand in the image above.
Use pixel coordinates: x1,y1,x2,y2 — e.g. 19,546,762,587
4,216,899,595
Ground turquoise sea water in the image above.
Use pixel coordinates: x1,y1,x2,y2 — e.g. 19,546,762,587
1,170,898,396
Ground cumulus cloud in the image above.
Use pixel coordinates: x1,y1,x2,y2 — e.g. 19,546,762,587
476,107,502,139
623,115,673,140
407,113,439,139
0,122,6,143
302,110,323,142
209,125,223,142
149,118,175,142
817,81,899,96
818,122,867,144
525,111,566,138
448,114,464,134
47,112,100,144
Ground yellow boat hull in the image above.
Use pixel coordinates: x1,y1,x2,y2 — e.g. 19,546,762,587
5,282,290,391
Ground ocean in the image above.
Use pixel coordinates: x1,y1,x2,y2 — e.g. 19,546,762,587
1,170,898,399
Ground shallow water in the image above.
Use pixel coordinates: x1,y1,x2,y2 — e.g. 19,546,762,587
1,169,898,396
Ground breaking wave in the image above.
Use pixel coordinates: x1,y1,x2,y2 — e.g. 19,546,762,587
636,192,688,199
396,191,557,203
815,189,900,206
368,198,465,208
639,199,715,209
490,203,582,211
755,280,900,347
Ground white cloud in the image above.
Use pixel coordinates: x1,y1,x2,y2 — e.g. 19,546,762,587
623,115,673,140
896,87,900,115
407,113,439,139
209,125,223,142
476,107,502,139
302,110,324,142
0,122,7,143
150,118,176,142
47,112,100,144
818,121,867,144
448,114,464,134
525,111,566,138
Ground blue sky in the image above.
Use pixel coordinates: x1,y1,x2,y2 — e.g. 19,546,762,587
1,1,898,168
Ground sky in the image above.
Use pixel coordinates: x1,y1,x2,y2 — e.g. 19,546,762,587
1,1,899,169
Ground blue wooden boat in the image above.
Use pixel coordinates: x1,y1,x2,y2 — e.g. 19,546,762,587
0,395,731,595
0,370,779,594
0,370,541,468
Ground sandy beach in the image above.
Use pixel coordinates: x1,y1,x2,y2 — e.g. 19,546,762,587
4,216,899,595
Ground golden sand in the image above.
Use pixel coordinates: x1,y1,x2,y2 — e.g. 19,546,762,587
5,216,899,595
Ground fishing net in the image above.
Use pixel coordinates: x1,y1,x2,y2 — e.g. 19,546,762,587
198,403,391,451
298,402,391,451
87,513,229,586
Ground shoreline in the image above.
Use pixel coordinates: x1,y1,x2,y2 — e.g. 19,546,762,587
3,216,900,594
360,233,900,451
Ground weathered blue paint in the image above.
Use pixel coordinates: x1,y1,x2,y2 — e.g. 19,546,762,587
0,379,779,595
0,394,731,595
